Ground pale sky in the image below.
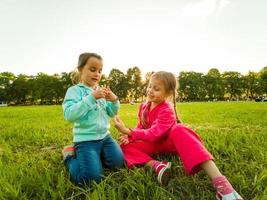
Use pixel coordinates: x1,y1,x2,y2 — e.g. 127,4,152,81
0,0,267,77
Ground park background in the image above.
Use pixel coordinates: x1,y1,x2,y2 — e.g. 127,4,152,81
0,66,267,105
0,0,267,199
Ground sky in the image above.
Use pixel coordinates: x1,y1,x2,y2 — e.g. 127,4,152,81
0,0,267,77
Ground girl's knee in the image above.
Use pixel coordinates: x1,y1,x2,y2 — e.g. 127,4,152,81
107,153,124,169
170,124,188,136
170,124,202,141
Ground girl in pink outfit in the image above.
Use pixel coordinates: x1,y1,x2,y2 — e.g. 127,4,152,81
114,71,243,200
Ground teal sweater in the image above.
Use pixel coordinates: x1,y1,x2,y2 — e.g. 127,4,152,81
62,83,120,142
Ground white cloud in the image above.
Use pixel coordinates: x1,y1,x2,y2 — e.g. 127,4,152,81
216,0,231,11
181,0,230,17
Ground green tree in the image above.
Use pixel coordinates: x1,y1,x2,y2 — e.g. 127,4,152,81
126,67,143,101
61,72,72,93
0,72,16,103
222,71,243,99
52,74,64,104
27,75,38,104
205,68,224,100
258,66,267,96
108,69,128,100
99,74,108,87
9,74,30,104
242,71,260,99
178,71,206,101
35,73,57,104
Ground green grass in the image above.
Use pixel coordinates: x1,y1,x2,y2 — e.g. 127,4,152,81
0,102,266,199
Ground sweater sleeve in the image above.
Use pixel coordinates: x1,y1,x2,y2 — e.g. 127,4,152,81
130,106,176,141
136,104,145,128
106,99,120,117
62,87,97,122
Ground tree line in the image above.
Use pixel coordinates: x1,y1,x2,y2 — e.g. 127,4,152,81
0,66,266,105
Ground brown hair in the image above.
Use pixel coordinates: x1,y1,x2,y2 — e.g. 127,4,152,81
150,71,181,123
71,52,102,84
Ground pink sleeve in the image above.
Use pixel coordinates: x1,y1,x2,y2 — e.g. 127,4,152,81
130,106,176,141
136,104,144,129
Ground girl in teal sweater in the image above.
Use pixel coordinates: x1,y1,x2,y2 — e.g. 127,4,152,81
62,52,124,186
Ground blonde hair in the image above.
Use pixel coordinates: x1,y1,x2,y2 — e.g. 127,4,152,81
150,71,181,123
71,52,102,84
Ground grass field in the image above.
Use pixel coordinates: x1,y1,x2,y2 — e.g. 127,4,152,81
0,102,266,200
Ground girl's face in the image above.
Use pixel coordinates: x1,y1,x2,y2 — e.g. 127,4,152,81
80,57,103,88
147,77,169,105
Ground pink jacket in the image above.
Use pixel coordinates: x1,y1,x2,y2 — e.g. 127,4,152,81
130,101,176,141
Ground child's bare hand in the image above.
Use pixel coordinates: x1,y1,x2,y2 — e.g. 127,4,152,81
114,115,125,129
119,134,129,145
105,87,118,102
92,87,107,99
114,116,131,135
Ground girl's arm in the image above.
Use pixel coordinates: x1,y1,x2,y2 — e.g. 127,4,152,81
106,100,120,117
63,87,97,122
130,107,176,141
104,87,120,117
136,104,145,128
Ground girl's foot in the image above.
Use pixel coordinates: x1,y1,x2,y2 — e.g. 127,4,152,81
152,161,172,186
212,176,243,200
216,191,243,200
62,144,75,161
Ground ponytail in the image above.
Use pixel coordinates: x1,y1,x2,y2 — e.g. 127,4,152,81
71,68,81,84
173,90,182,123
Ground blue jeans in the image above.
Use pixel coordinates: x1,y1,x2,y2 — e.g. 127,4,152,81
64,135,124,185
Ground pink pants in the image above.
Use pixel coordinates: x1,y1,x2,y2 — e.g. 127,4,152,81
121,124,213,175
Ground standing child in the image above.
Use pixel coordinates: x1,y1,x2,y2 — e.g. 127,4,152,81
114,71,243,200
62,52,124,186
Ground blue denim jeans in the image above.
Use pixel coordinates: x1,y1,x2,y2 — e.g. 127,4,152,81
64,135,124,185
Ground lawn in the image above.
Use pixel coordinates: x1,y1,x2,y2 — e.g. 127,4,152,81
0,102,266,199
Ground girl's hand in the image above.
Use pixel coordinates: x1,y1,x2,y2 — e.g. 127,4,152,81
119,134,129,145
114,116,131,135
92,87,107,99
104,87,118,102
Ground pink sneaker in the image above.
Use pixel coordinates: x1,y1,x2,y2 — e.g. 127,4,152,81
154,161,172,186
216,191,243,200
62,144,75,161
213,176,243,200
